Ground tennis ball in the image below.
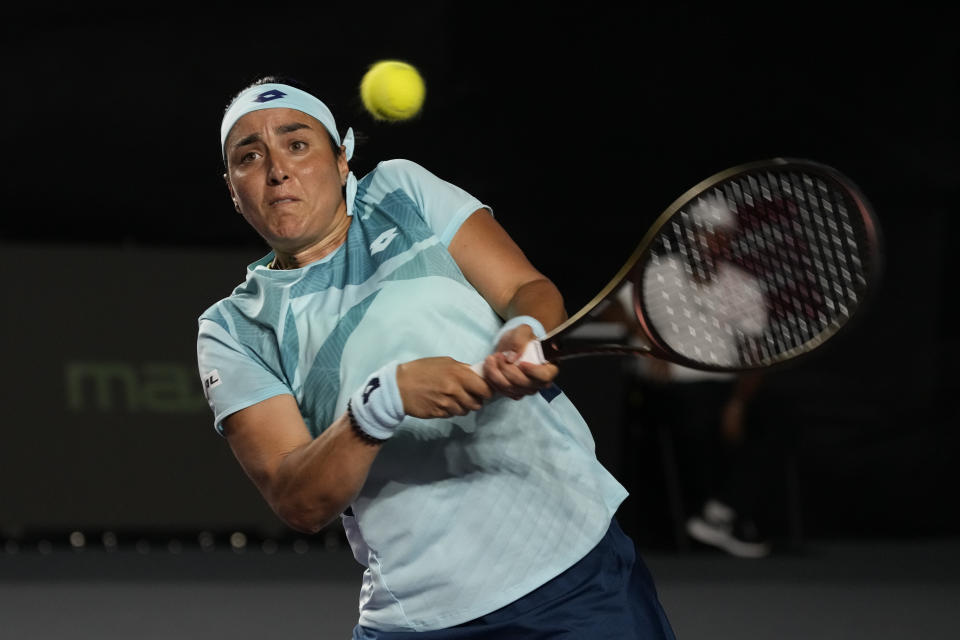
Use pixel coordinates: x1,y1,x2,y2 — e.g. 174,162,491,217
360,60,425,121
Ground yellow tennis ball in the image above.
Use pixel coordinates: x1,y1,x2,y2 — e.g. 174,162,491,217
360,60,426,121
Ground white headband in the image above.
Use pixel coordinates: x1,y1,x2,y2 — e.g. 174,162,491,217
220,83,358,215
221,83,354,160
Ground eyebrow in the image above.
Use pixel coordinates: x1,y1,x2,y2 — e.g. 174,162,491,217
232,122,313,150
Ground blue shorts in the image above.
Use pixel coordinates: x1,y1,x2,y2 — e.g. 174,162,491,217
353,519,675,639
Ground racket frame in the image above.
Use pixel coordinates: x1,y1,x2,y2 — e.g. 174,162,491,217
539,158,882,373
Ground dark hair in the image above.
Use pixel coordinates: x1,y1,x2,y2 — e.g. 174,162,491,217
222,75,342,167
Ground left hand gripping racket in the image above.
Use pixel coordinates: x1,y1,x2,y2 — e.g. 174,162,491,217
474,158,882,374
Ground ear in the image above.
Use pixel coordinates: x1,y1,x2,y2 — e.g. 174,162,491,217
337,146,349,186
223,173,241,213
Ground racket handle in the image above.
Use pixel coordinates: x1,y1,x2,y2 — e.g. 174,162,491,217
469,340,547,376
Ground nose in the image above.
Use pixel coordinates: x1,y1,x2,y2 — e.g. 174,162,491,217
266,155,289,185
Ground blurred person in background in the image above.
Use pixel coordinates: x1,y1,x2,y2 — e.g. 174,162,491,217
614,196,774,558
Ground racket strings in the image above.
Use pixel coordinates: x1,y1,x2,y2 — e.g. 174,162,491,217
643,167,873,368
750,173,816,355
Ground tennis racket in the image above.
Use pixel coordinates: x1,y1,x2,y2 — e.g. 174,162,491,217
473,158,882,374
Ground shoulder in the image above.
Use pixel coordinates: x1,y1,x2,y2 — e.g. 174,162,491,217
199,296,231,326
372,158,433,178
361,158,436,191
198,296,237,339
197,266,269,328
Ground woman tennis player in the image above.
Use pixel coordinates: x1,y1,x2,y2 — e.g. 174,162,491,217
197,76,675,639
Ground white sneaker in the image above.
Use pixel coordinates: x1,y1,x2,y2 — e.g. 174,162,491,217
686,500,771,559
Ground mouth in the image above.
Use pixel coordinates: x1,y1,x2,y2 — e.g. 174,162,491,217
269,197,300,206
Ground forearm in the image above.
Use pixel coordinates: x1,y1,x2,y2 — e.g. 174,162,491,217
266,355,493,532
269,414,381,534
504,277,567,333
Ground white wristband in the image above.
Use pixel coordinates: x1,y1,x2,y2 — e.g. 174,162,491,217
493,315,547,347
349,362,405,441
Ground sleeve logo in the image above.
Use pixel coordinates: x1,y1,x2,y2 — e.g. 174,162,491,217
203,369,222,398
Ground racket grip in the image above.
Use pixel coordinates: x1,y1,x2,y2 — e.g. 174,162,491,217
469,340,547,376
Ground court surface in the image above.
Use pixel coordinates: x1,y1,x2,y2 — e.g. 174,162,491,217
2,538,957,639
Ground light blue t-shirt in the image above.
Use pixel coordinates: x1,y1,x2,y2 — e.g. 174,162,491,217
197,159,627,632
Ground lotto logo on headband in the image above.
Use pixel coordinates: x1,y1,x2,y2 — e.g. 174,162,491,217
254,89,287,103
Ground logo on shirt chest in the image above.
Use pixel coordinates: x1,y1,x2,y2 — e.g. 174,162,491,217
369,227,399,255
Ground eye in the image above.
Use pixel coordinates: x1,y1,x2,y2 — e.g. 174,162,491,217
239,151,260,164
290,140,308,152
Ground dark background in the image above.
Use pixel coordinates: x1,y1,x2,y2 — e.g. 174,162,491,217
2,5,957,546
